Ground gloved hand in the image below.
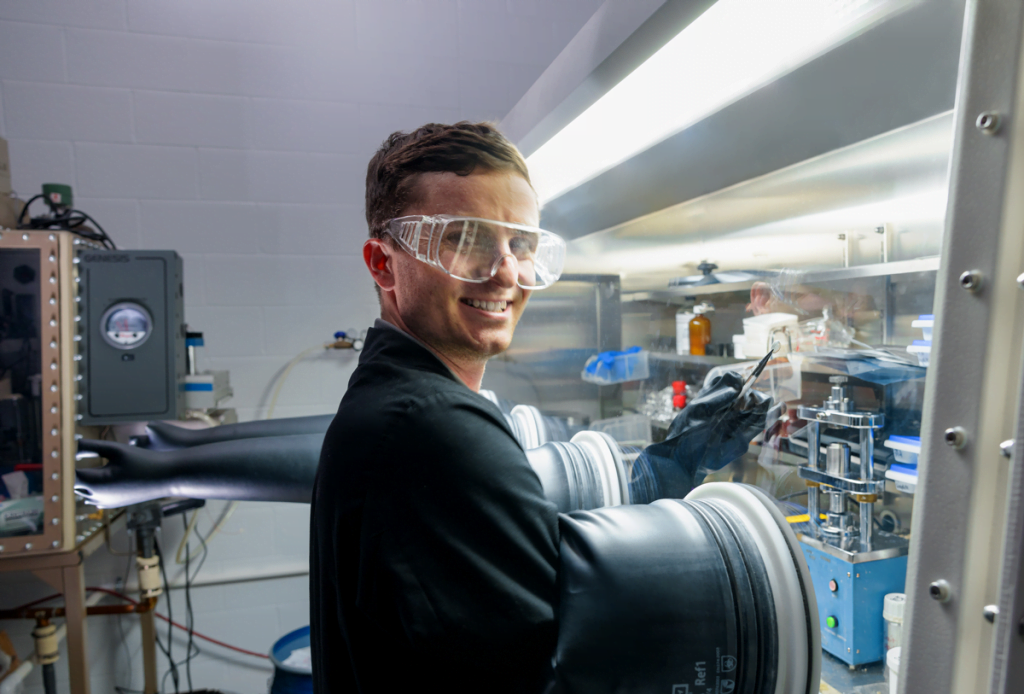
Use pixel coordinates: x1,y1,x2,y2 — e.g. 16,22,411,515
74,433,325,508
631,371,775,502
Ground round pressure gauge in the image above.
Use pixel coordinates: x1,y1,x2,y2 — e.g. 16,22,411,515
100,302,153,349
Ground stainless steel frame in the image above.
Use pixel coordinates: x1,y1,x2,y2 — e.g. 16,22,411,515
0,230,76,555
901,1,1024,692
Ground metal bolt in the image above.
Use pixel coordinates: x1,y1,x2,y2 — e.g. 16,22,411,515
1002,440,1014,458
1017,272,1024,290
959,270,983,291
24,543,32,550
945,427,967,449
977,111,1001,134
51,541,59,548
930,579,952,603
984,604,999,623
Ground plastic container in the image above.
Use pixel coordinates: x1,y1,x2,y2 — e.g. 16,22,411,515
270,626,313,694
732,334,746,359
885,464,918,494
581,348,650,385
883,593,906,652
912,314,934,341
590,414,652,447
883,436,921,466
887,646,901,694
742,312,798,356
906,339,932,367
676,308,695,355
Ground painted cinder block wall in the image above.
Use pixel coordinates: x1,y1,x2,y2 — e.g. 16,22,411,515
0,1,602,692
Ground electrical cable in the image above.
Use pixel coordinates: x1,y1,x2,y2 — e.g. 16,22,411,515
15,196,117,249
85,588,271,660
181,514,201,692
157,636,201,694
175,501,235,566
154,540,180,694
117,551,135,694
0,587,270,661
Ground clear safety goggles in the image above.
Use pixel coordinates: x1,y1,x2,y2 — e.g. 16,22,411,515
384,215,566,289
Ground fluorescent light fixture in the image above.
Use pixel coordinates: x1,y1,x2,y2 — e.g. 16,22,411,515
527,0,915,205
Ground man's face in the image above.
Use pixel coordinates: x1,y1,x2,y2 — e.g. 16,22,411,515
388,169,540,362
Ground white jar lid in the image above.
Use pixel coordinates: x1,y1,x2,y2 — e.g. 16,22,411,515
887,646,902,673
884,592,907,621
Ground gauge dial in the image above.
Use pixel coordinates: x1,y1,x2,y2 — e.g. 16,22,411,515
100,303,153,349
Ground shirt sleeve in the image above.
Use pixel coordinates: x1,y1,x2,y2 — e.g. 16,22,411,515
357,391,560,688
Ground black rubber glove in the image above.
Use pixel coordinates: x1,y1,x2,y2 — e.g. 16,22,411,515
74,433,325,508
630,371,774,502
144,414,334,450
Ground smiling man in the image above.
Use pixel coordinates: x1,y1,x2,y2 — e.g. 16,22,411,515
309,123,567,693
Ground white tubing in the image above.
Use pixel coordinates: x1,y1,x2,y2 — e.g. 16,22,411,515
0,659,33,694
0,592,106,694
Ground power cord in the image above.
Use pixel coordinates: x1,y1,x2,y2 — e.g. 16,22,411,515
154,540,180,694
181,512,210,691
16,194,117,249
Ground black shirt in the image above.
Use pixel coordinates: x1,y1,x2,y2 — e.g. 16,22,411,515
309,324,560,693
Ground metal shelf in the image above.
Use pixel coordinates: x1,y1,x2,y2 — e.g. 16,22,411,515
622,256,941,303
647,351,745,367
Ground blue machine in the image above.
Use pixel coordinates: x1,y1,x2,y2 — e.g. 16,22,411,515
800,535,907,665
796,375,910,666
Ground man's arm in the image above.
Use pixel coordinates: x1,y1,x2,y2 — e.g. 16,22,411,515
359,392,559,688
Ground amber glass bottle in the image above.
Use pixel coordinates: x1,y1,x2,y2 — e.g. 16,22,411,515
689,304,713,356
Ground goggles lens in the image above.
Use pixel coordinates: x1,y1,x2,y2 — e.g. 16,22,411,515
388,216,566,289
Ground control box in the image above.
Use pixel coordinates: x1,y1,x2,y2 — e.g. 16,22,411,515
801,540,907,665
77,249,185,424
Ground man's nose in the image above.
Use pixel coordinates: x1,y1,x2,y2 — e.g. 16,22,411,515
488,254,518,288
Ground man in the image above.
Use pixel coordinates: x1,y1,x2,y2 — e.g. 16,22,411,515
310,122,563,693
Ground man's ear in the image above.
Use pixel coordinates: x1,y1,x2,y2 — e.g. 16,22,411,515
364,239,396,291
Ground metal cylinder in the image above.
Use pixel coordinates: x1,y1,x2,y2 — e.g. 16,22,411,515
826,442,851,478
806,422,821,536
859,428,875,551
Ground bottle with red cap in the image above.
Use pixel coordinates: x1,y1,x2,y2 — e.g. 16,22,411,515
672,380,687,411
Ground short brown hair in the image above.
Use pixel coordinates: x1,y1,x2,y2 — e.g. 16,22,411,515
364,121,532,240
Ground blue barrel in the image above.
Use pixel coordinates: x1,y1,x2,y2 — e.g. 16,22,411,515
269,626,313,694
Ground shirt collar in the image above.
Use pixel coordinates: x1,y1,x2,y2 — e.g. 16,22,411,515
372,318,465,384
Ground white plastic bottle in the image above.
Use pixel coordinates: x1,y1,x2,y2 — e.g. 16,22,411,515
676,306,696,355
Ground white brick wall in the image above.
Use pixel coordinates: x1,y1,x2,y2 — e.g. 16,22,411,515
0,1,603,691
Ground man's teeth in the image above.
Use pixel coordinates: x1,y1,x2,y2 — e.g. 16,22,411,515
464,299,507,312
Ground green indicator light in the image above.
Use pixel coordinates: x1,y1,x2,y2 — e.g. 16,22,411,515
826,616,838,629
